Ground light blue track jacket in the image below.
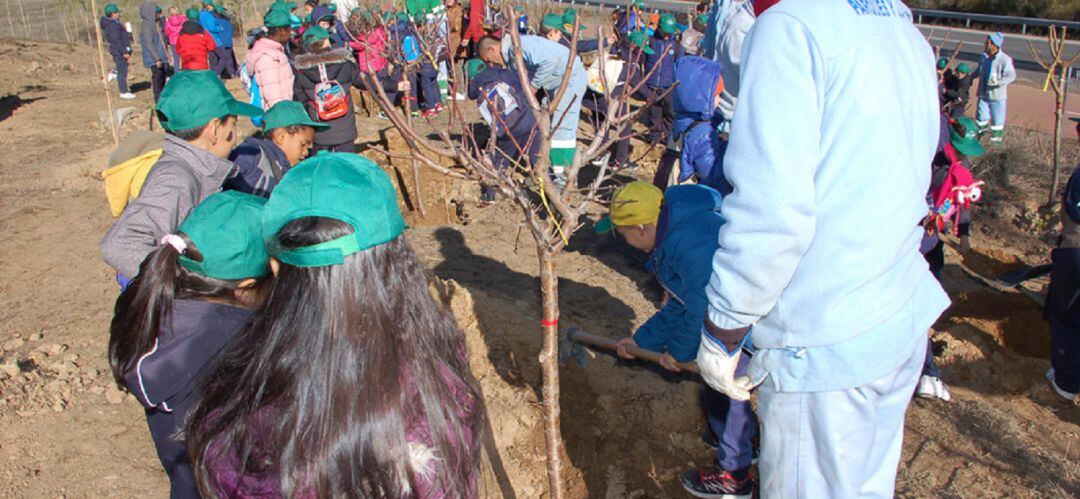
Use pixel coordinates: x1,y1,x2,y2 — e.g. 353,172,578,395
706,0,950,392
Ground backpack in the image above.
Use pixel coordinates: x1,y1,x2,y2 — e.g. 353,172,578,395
402,33,421,63
477,81,523,137
929,142,985,235
239,61,265,127
313,63,349,121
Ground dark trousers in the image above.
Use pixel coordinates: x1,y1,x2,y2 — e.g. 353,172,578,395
646,84,674,142
212,47,237,79
416,69,441,111
1050,315,1080,393
151,65,168,102
145,399,199,498
704,352,757,472
313,141,357,153
921,239,945,378
113,53,129,93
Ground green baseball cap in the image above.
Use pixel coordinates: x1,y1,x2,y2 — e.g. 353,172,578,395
214,4,226,13
262,153,407,267
937,57,948,70
263,101,330,132
658,14,677,35
1070,116,1080,125
562,8,584,34
628,30,654,55
541,13,563,31
186,7,199,19
202,0,214,6
956,62,972,74
264,9,291,27
632,0,645,9
178,191,271,280
268,0,297,12
950,116,986,158
465,58,486,79
104,3,119,14
156,70,263,132
302,25,330,45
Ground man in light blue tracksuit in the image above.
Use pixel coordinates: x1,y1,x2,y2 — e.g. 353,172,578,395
696,1,950,497
478,34,587,184
975,32,1015,143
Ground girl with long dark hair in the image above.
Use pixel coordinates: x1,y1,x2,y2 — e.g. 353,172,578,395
108,190,272,498
186,153,484,498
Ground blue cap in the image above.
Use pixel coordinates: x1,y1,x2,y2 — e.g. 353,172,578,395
989,32,1004,47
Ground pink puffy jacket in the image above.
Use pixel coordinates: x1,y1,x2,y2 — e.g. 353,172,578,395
349,27,388,74
246,37,295,110
163,14,185,46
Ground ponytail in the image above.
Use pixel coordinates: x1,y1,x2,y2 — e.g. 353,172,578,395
108,234,264,389
108,235,188,387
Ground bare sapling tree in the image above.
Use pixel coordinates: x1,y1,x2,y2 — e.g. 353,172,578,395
1028,26,1080,206
88,0,119,145
358,9,672,496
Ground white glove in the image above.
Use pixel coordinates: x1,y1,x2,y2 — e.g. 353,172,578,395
697,331,755,401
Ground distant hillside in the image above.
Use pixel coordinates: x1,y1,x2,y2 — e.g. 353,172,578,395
909,0,1079,21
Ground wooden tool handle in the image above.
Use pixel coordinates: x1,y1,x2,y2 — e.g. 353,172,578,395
568,329,699,373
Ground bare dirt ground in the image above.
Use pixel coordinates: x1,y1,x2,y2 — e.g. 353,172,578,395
2,38,1080,497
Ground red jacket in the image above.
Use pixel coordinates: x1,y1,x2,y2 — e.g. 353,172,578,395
462,0,485,44
177,31,217,70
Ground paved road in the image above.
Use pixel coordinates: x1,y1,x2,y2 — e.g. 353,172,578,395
921,26,1080,91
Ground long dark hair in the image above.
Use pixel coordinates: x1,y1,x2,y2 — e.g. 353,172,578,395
108,235,265,388
186,217,484,497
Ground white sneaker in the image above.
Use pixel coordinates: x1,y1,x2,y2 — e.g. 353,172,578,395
107,70,117,82
1046,369,1079,401
453,92,466,100
916,375,952,401
590,151,612,167
119,92,136,100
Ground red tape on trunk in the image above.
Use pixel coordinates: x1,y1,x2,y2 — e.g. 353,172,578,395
541,319,559,327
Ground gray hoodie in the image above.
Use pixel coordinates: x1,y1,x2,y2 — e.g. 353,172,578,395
139,2,168,68
100,134,235,277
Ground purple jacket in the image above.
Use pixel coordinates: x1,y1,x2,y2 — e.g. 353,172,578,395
204,362,479,497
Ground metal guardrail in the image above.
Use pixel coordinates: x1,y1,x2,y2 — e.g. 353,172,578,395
552,0,695,13
911,8,1080,35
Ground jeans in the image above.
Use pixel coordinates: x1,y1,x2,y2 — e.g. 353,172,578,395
705,352,757,472
1050,315,1080,394
976,98,1006,129
113,53,129,93
646,84,674,142
145,397,199,498
757,337,926,498
412,68,440,111
212,47,237,79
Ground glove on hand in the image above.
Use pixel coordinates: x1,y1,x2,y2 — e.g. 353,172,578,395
697,330,756,401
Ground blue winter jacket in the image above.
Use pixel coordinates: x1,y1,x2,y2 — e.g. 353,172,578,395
224,136,291,198
199,10,225,46
213,12,234,48
634,184,725,362
100,16,131,57
645,33,680,88
673,56,730,194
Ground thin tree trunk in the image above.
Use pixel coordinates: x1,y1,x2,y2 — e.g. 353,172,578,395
91,0,120,145
4,0,14,37
62,9,73,44
537,250,566,499
17,0,30,39
1050,66,1065,206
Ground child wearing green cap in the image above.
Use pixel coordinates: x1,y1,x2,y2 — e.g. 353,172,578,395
643,14,682,143
101,70,263,281
185,153,483,497
942,62,975,119
108,190,272,498
1046,117,1080,402
101,3,135,99
225,100,329,197
176,11,217,70
293,25,365,152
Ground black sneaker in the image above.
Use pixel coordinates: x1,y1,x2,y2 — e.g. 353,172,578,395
680,467,752,499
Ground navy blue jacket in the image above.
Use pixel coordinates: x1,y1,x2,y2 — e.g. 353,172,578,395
224,136,291,198
468,66,539,168
635,185,725,362
557,36,601,54
673,56,730,194
645,34,680,88
121,300,251,412
101,16,131,57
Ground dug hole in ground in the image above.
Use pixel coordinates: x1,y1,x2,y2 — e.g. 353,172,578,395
0,38,1079,497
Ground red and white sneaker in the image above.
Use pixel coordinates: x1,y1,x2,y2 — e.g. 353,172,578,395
680,467,752,499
